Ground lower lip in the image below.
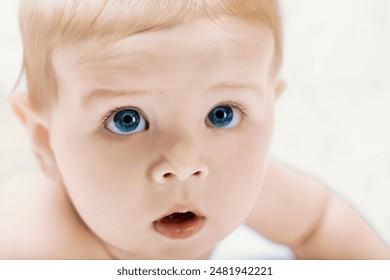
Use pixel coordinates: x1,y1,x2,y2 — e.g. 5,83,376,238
153,215,205,240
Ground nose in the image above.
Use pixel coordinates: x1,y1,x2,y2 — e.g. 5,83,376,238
150,134,209,184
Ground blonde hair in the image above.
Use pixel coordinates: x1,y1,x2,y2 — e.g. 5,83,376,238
19,0,283,113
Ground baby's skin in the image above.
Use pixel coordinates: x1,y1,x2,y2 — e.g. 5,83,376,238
1,18,389,259
1,160,389,259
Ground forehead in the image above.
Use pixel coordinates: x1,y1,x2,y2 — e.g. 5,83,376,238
53,19,275,95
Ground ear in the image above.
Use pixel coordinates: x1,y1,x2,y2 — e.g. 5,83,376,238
274,79,286,101
10,92,62,184
9,91,29,126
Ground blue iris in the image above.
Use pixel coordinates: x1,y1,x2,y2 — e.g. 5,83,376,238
112,109,141,134
207,105,234,128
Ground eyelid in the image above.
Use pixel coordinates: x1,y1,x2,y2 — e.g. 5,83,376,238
101,105,148,127
213,101,248,117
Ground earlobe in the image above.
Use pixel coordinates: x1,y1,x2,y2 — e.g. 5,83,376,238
274,79,286,101
10,92,62,184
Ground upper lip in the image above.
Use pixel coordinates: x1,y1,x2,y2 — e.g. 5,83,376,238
156,203,205,221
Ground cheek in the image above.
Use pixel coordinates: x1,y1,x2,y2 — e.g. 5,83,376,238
205,113,274,220
49,118,159,227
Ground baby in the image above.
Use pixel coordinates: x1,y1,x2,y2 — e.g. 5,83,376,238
1,0,389,259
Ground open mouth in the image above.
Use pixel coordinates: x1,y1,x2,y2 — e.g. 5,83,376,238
153,211,205,240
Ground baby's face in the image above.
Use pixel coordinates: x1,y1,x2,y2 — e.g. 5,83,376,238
49,18,278,259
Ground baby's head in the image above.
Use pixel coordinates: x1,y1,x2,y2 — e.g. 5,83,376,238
16,0,285,259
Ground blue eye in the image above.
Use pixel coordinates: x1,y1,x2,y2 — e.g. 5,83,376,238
206,105,242,129
105,108,148,135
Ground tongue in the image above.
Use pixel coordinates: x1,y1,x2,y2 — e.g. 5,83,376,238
160,212,195,224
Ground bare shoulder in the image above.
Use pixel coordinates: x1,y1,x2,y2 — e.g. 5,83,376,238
246,160,332,247
0,173,108,259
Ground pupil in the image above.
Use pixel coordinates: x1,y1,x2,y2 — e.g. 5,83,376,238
123,114,132,124
215,109,225,119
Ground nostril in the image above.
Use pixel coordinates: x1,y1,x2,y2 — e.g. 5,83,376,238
161,170,203,181
163,173,174,179
193,171,202,176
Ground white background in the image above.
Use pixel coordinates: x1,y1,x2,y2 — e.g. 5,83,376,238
0,0,389,249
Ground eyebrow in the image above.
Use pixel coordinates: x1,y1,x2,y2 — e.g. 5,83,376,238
82,88,148,107
83,81,262,106
208,82,264,95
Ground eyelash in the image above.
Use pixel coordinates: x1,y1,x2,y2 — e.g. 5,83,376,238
101,102,248,127
101,105,142,127
215,101,248,118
